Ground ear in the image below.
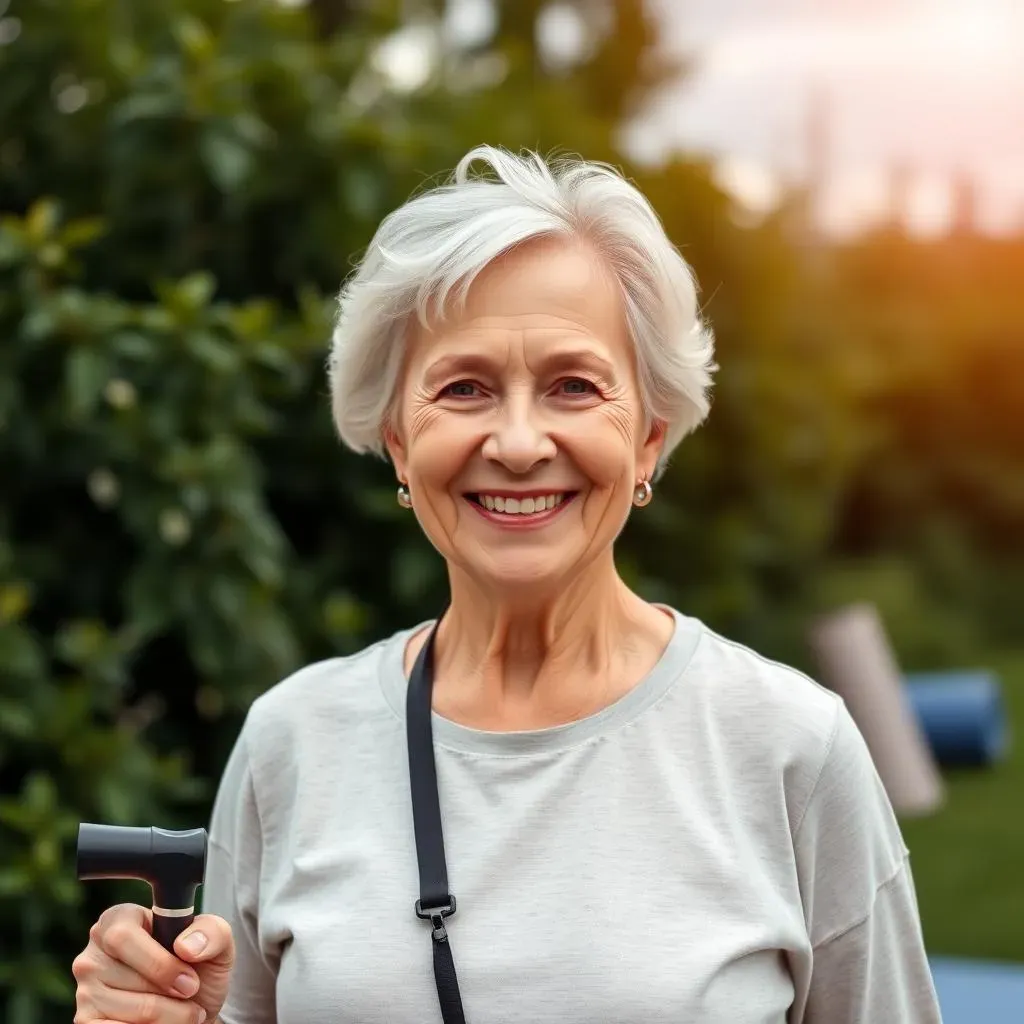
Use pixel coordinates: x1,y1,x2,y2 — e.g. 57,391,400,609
637,416,668,481
382,419,408,483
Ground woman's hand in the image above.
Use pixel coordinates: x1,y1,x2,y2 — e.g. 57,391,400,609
73,903,235,1024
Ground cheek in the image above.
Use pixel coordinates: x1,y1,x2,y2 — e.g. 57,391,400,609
405,401,478,486
564,403,642,485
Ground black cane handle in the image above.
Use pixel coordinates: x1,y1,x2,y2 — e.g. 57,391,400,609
76,822,207,955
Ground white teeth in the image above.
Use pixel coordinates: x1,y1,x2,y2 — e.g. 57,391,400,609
476,493,566,515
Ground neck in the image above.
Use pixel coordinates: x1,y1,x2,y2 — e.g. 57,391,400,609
428,555,673,729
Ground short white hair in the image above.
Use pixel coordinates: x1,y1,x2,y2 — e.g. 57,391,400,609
328,145,716,476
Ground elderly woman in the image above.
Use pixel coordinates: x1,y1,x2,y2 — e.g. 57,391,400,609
73,147,942,1024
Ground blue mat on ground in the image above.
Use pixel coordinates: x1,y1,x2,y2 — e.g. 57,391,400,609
930,956,1024,1022
904,670,1009,767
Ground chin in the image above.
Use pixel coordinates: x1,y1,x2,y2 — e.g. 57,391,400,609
466,552,576,596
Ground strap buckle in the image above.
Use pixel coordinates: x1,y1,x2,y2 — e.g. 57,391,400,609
415,896,457,941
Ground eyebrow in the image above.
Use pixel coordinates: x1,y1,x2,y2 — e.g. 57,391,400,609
542,348,617,379
422,354,499,389
422,348,617,387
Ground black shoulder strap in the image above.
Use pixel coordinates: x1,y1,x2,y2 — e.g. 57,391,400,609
406,618,468,1024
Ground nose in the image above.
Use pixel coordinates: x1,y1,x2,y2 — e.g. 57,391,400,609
481,391,557,474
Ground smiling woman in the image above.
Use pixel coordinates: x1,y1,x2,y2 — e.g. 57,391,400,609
382,234,673,603
70,146,944,1024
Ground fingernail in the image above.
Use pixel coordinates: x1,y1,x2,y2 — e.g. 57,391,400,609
181,931,208,956
198,1010,208,1024
174,973,199,997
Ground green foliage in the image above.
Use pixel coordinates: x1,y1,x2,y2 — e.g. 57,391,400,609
1,1,1022,1019
824,231,1024,652
0,200,308,1022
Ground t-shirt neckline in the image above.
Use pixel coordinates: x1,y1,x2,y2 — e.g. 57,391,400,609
377,606,702,756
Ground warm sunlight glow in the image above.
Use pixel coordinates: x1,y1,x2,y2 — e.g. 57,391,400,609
712,157,782,216
923,3,1016,62
627,0,1024,236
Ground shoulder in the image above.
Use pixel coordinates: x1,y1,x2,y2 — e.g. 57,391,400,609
683,614,843,751
665,610,851,833
667,612,907,896
208,623,426,854
676,612,904,861
238,620,426,764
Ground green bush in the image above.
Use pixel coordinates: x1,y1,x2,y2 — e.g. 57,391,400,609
0,198,331,1021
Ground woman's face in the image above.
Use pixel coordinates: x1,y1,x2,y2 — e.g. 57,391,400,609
385,237,666,595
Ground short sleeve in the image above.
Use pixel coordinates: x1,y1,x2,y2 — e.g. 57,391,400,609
202,720,279,1024
793,700,943,1023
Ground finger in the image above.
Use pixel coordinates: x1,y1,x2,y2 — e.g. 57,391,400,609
173,915,235,968
97,909,201,998
81,946,201,1000
92,902,152,940
75,973,205,1024
90,985,206,1024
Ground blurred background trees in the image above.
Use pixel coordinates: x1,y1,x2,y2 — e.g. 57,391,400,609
1,0,1021,1020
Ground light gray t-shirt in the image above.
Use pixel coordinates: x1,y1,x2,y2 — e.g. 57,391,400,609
203,607,943,1023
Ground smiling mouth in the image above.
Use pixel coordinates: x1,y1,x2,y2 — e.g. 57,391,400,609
465,492,577,516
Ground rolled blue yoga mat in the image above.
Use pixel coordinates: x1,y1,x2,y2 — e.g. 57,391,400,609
903,670,1009,767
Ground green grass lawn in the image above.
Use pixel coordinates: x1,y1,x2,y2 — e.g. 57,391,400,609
898,650,1024,963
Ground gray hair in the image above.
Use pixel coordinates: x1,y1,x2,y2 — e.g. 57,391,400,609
327,145,716,476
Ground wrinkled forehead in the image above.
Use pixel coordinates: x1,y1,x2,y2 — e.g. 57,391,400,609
403,237,633,378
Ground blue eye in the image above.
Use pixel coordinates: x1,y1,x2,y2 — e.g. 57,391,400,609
560,378,596,395
444,381,479,398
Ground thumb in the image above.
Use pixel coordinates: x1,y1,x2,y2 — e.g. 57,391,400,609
173,915,235,968
173,915,236,1019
